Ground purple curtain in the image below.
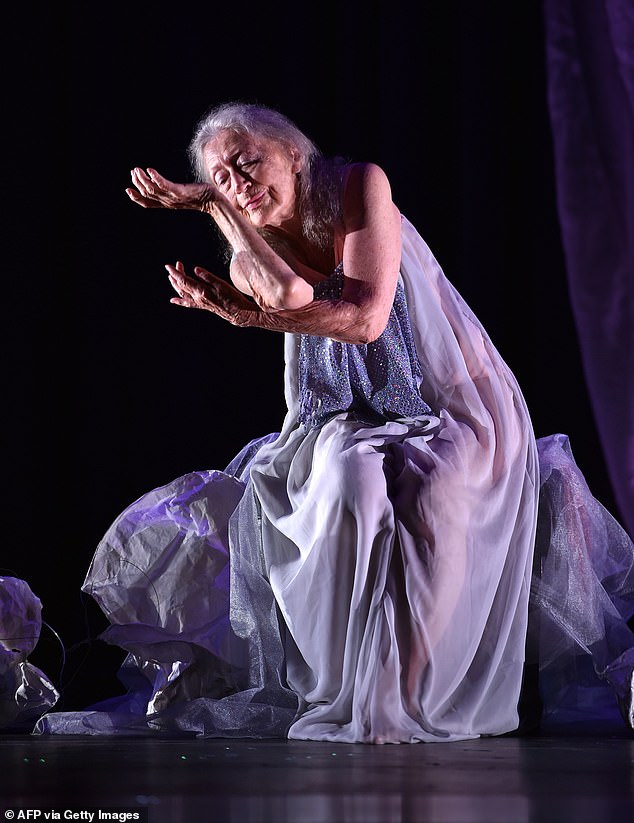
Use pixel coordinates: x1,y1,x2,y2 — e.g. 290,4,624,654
543,0,634,538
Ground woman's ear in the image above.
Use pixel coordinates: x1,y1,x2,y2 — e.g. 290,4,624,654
290,148,303,175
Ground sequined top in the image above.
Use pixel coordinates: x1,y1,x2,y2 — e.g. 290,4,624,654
298,263,433,428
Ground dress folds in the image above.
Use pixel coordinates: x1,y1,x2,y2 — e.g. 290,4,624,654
32,217,634,742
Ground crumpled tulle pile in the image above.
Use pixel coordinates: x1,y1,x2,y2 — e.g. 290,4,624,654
530,434,634,728
0,577,59,730
39,458,298,738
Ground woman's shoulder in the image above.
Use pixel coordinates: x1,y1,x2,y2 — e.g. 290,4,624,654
341,161,392,189
341,161,398,226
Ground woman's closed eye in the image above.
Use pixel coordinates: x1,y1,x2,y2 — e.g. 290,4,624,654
237,159,258,173
214,160,257,189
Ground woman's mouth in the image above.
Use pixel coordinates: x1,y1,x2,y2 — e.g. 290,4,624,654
244,191,266,211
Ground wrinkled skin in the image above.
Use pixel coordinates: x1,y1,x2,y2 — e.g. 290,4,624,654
165,261,255,325
127,167,257,321
127,167,217,212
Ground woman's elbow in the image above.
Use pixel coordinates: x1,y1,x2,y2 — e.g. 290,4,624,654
276,278,314,310
351,312,389,345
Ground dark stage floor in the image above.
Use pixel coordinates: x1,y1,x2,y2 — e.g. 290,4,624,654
1,728,632,823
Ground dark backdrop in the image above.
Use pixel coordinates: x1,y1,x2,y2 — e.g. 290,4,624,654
3,2,619,708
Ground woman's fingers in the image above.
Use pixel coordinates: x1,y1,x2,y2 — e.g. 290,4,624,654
166,264,186,293
165,262,224,314
146,168,171,188
166,263,204,303
125,187,156,208
127,167,216,210
131,167,153,196
193,266,219,284
127,168,161,207
129,167,173,205
164,262,253,325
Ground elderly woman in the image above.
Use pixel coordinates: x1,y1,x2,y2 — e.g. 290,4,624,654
37,102,633,742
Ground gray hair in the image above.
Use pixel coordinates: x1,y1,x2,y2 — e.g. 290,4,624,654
188,101,319,181
188,101,345,249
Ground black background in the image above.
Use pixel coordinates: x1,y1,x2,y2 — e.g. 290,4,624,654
3,2,619,708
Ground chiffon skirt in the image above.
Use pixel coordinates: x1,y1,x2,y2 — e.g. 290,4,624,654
28,218,633,741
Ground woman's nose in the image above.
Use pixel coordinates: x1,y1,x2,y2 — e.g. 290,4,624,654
230,170,250,193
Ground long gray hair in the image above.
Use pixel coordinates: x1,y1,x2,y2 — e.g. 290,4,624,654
188,101,345,249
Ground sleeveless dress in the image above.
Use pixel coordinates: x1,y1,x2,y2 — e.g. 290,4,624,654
25,216,633,741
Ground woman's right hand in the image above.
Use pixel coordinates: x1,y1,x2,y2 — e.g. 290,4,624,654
126,168,217,212
166,262,256,326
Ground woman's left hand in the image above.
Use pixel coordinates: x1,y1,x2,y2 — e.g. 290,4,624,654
127,168,217,212
166,262,256,326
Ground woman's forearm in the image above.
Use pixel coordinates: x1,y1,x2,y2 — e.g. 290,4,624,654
204,199,313,310
168,264,386,344
237,292,386,345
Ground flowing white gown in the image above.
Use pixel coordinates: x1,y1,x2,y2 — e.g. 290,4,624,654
31,216,634,741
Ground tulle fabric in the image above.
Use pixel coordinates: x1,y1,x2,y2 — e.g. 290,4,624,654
0,577,59,730
530,433,634,727
33,217,633,740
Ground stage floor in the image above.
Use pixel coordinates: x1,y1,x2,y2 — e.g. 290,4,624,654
1,729,632,823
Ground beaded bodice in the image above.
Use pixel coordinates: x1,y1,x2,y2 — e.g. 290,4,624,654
297,264,432,428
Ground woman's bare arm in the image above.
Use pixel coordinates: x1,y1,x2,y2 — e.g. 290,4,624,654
168,163,402,344
127,167,313,311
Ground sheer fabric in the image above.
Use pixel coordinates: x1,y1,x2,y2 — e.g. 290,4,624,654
32,218,633,741
544,0,634,538
0,577,59,731
531,433,634,728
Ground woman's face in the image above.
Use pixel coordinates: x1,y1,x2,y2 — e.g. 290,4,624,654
203,130,302,229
